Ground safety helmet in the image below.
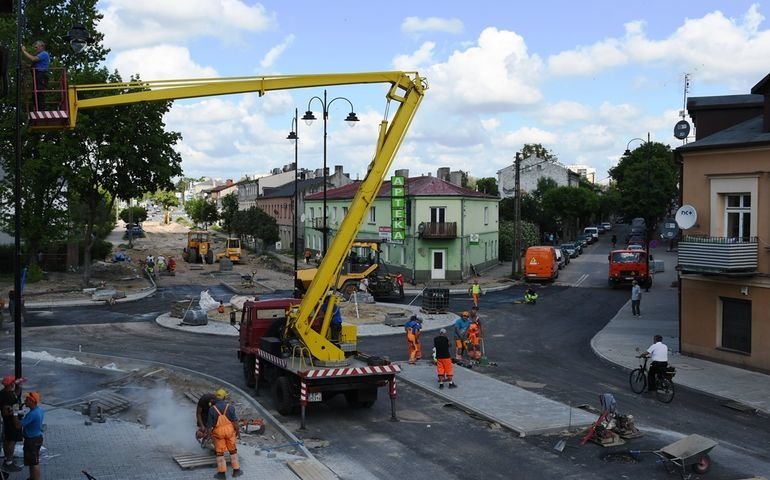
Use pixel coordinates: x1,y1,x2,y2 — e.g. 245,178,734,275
215,388,228,400
462,311,470,318
1,375,14,387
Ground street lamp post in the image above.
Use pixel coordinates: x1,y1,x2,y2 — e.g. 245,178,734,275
624,133,653,290
511,152,522,277
302,90,359,257
287,109,299,292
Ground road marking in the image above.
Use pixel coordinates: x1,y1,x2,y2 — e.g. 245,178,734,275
573,273,589,287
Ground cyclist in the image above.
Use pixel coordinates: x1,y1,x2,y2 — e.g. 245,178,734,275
641,335,668,393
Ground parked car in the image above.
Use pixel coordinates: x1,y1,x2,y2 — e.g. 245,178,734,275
583,226,599,243
627,244,645,251
555,247,566,269
601,222,612,231
524,246,559,281
575,237,587,252
558,245,572,264
560,242,579,258
125,223,144,238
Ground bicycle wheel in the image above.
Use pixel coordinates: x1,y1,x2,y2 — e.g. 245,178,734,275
656,378,675,403
629,368,646,393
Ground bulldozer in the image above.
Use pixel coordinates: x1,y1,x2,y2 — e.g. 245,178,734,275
183,230,214,264
296,240,404,300
215,237,242,263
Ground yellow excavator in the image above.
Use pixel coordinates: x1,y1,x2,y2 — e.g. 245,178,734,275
30,70,426,425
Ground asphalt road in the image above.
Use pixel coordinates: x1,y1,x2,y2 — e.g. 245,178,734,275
10,232,770,479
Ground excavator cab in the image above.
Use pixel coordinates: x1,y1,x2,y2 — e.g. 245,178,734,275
26,67,71,131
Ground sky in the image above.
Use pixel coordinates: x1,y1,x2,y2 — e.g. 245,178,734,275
94,1,770,185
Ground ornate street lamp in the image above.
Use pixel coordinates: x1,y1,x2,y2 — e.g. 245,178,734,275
287,109,299,293
301,90,358,256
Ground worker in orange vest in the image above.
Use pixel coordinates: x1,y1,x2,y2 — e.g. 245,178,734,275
206,389,243,478
304,249,311,264
467,321,481,360
404,315,422,364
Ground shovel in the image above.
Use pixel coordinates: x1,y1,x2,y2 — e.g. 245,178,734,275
479,337,488,365
553,401,573,452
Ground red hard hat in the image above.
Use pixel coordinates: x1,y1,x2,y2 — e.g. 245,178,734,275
2,375,15,387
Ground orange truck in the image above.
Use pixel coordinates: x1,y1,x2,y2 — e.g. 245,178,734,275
608,249,651,289
524,246,559,281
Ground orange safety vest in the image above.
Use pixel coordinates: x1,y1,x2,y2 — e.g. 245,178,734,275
468,323,480,344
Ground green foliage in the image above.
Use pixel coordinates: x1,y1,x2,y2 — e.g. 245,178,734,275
148,189,179,220
25,264,44,283
185,197,219,228
87,239,113,263
219,193,239,233
542,186,598,240
475,177,499,196
118,206,148,224
498,220,538,261
521,144,557,161
232,206,279,246
608,142,677,226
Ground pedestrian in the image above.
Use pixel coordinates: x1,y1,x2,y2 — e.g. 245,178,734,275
611,234,617,249
0,376,22,472
19,391,43,480
21,40,49,110
631,280,642,317
433,328,456,389
206,388,243,479
404,315,422,364
470,278,482,308
304,249,311,264
195,391,217,442
641,335,668,393
453,311,471,361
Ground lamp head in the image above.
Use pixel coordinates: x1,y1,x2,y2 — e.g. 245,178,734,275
287,130,298,142
64,23,94,53
344,112,359,127
623,149,631,156
302,110,316,126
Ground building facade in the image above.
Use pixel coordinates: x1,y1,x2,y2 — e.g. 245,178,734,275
304,170,499,282
497,155,581,198
676,72,770,372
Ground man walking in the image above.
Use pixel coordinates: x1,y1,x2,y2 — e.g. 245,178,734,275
433,329,456,389
207,389,242,479
470,279,482,308
631,280,642,316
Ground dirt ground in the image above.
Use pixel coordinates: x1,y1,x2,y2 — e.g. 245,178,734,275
2,221,410,324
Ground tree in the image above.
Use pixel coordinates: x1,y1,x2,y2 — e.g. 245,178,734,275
185,197,219,229
521,143,557,161
118,206,147,225
219,193,239,234
608,142,677,228
175,177,202,206
232,206,278,252
542,186,598,240
147,190,179,224
475,177,499,196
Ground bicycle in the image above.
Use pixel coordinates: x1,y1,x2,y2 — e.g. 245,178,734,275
629,355,675,403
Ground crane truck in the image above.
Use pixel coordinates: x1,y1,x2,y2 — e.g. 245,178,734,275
31,71,426,427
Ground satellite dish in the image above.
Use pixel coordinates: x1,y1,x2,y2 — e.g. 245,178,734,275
300,213,306,222
675,204,697,229
674,120,691,140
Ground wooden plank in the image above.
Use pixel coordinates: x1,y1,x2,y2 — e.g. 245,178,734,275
287,459,338,480
173,453,218,470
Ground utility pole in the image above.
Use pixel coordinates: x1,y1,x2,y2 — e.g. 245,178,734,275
512,152,522,277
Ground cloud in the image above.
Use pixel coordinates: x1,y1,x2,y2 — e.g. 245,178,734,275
401,16,463,35
423,27,544,113
260,34,295,69
393,42,435,70
110,45,218,80
99,0,276,50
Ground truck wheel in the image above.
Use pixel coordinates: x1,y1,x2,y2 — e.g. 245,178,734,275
272,376,295,416
206,250,214,264
344,388,377,408
188,248,199,264
243,354,256,388
342,281,358,300
692,454,711,474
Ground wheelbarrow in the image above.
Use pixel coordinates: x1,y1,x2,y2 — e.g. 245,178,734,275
631,434,717,479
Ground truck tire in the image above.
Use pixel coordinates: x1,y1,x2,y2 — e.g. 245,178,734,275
242,354,256,388
206,250,214,265
273,376,295,416
344,387,377,408
342,281,359,300
188,248,199,264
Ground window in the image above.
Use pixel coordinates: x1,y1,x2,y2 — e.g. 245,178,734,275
368,207,376,224
725,193,751,241
400,246,405,265
430,207,446,223
333,206,337,222
309,207,314,220
721,297,751,353
484,206,489,225
343,206,349,218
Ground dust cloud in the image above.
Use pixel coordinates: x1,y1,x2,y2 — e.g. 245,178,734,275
144,386,199,450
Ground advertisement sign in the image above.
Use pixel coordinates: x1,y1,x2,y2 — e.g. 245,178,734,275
391,176,406,243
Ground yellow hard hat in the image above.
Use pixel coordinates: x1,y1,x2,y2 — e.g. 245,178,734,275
215,388,228,400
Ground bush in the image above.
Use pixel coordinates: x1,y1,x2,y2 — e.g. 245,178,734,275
79,240,113,262
25,263,44,283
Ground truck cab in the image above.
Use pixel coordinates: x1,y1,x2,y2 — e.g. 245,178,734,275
608,249,651,289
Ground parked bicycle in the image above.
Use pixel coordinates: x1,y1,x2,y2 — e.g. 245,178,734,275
629,355,676,403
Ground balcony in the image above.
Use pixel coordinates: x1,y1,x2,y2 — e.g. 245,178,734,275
678,235,758,275
420,222,457,239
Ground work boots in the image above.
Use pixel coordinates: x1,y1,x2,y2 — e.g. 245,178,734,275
232,469,244,477
213,473,226,480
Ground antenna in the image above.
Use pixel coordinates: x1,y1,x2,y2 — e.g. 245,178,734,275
673,73,692,143
681,73,690,119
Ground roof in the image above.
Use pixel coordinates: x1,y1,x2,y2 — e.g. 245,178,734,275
261,177,326,198
304,176,497,201
687,94,763,111
676,116,770,153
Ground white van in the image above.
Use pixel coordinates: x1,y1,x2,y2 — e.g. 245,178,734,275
584,227,599,243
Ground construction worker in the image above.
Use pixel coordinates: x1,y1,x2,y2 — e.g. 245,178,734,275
195,391,217,442
453,311,471,361
433,329,456,389
404,315,422,364
0,376,22,472
467,319,481,361
304,249,311,264
206,388,242,479
470,278,482,308
524,288,538,304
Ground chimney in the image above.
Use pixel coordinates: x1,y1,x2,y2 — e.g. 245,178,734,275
315,168,323,177
334,165,343,175
394,169,409,178
437,167,450,181
449,171,463,186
